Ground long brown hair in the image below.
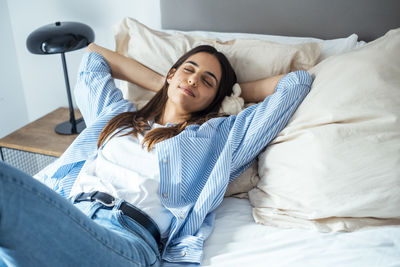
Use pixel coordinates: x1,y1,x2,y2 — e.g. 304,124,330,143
97,45,237,151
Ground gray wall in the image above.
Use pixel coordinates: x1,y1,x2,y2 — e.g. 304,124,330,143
0,0,28,138
161,0,400,41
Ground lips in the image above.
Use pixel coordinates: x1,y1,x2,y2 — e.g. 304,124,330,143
179,86,195,97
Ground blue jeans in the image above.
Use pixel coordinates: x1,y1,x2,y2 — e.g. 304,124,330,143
0,162,160,267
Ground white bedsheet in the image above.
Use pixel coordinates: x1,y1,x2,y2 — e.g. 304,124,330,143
164,197,400,266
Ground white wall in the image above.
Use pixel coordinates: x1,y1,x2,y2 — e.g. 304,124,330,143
0,0,29,138
1,0,161,138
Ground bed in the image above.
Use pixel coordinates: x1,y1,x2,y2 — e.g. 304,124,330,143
156,1,400,266
35,0,400,266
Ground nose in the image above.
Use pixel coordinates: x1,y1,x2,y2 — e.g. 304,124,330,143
188,74,198,87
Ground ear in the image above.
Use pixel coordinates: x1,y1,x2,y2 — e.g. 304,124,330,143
166,68,176,84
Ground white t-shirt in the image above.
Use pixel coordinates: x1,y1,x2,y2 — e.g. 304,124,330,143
70,123,173,237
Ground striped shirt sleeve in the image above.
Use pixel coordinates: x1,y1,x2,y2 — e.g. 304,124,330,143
228,70,313,180
74,52,133,127
35,52,134,197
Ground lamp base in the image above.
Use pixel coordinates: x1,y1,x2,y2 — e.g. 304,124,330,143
55,117,86,135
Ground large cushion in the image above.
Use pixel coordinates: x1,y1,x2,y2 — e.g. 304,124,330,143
249,28,400,231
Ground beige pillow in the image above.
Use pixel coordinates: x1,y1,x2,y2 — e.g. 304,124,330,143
114,17,321,109
113,18,321,197
249,28,400,231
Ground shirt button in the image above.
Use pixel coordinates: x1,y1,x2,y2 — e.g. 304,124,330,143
162,192,168,198
181,251,186,257
163,158,168,164
180,214,185,219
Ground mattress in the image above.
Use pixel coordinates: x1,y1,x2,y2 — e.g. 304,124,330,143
165,197,400,266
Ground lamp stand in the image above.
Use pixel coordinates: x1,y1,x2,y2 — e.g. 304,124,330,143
55,52,86,135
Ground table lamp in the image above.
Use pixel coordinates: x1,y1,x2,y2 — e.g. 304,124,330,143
26,21,95,135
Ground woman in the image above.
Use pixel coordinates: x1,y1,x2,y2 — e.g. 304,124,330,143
0,43,312,266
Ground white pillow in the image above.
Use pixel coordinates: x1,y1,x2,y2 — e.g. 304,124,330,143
114,17,321,110
249,28,400,231
165,29,360,62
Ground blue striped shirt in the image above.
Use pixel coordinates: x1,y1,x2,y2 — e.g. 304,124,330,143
38,52,312,264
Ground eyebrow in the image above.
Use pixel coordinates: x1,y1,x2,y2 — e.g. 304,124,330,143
186,60,219,85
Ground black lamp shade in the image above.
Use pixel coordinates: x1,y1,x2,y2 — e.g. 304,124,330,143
26,21,94,54
26,21,94,135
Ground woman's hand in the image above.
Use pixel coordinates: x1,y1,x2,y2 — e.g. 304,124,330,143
239,74,285,102
87,43,164,92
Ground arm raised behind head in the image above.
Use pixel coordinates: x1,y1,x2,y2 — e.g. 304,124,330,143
87,43,286,103
239,74,286,103
87,43,164,92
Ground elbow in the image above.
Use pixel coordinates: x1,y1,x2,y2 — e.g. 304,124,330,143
288,70,313,96
294,70,313,87
277,70,313,96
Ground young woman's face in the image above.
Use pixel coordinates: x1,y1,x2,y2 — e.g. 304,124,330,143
166,52,222,114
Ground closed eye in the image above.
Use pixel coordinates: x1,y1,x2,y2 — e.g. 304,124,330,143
184,60,219,86
203,78,212,87
183,63,218,88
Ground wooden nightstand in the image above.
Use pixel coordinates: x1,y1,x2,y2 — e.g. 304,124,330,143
0,107,82,175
